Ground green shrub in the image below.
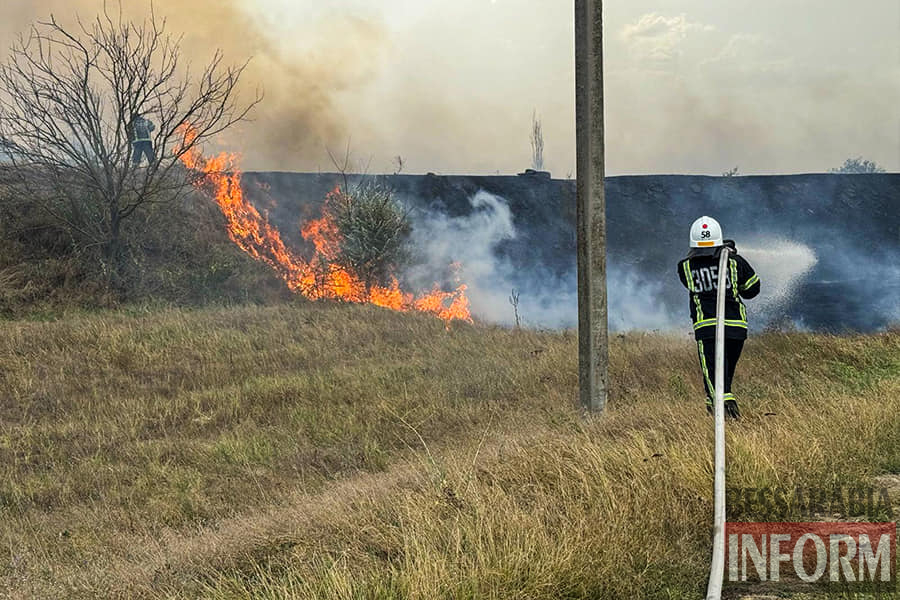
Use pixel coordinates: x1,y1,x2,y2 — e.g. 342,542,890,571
324,180,411,290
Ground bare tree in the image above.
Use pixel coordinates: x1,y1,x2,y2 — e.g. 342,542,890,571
0,5,259,279
530,110,544,171
508,288,520,328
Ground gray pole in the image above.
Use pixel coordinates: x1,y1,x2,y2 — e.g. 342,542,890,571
575,0,608,412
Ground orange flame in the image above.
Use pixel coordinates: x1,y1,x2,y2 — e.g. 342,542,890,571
176,125,472,324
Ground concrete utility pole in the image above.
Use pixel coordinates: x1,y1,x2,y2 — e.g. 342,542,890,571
575,0,608,412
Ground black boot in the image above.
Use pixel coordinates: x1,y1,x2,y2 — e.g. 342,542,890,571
724,399,741,421
706,399,741,420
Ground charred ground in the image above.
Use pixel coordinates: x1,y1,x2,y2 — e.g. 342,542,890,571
2,168,896,332
244,171,900,331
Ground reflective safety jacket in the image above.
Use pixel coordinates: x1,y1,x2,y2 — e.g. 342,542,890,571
677,249,760,340
131,116,155,142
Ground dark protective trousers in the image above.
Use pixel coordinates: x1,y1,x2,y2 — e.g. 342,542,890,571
131,140,156,165
696,338,744,405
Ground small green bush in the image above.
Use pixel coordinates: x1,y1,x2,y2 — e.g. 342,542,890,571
324,180,411,290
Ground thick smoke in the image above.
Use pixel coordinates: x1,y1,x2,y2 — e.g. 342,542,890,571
407,191,575,328
3,3,896,175
406,191,554,325
0,1,387,171
406,191,828,331
408,191,679,331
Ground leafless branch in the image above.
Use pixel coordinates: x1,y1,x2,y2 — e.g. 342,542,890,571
0,3,259,273
530,110,544,172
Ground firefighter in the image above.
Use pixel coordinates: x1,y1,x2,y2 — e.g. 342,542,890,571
677,216,760,420
130,113,156,165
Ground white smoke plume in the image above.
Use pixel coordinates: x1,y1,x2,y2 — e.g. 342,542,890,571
406,191,824,331
407,191,681,330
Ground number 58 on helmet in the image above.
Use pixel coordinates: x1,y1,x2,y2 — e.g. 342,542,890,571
690,216,723,248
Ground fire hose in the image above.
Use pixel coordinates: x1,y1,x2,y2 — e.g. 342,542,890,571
705,245,732,600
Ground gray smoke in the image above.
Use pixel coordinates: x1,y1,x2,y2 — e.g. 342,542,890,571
801,238,900,329
406,191,678,330
0,1,389,171
406,191,829,331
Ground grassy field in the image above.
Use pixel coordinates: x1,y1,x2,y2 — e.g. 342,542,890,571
0,302,897,599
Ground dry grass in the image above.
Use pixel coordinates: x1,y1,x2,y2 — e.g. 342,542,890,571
0,303,897,599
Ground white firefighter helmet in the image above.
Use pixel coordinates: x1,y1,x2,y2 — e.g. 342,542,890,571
689,216,723,248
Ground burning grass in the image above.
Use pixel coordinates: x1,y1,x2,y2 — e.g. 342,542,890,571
177,127,470,324
0,305,897,599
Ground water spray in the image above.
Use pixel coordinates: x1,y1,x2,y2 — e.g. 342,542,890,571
705,245,732,600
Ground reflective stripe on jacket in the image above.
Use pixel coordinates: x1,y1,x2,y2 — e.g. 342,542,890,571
677,250,760,340
132,117,155,142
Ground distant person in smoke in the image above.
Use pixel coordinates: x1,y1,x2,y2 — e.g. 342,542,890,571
677,216,760,420
129,113,156,165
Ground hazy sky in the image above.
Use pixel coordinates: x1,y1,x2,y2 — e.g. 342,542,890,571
2,1,898,174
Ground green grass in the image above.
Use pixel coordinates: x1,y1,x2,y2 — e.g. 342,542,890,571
0,303,897,599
